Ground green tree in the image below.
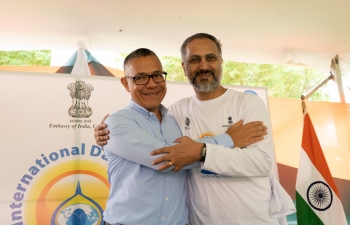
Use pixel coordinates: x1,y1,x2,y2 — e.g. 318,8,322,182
0,50,333,101
0,50,51,66
222,61,329,100
160,56,187,82
159,55,330,101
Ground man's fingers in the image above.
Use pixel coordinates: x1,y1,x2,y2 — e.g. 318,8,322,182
94,115,109,147
156,162,183,172
94,123,107,132
156,161,175,170
245,124,267,133
247,131,267,139
99,124,106,130
156,164,169,170
99,130,109,136
150,147,171,156
94,130,109,138
232,119,243,127
243,121,263,129
173,137,183,143
94,124,102,132
95,129,109,147
98,141,107,146
172,166,182,172
151,155,170,165
97,135,109,141
150,149,162,156
100,114,109,124
94,114,108,132
250,136,264,143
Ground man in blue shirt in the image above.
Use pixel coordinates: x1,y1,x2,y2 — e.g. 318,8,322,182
102,48,201,225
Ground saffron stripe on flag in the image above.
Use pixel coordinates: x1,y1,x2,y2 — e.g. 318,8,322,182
301,113,339,197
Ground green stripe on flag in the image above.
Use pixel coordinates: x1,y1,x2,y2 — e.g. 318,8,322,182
296,191,324,225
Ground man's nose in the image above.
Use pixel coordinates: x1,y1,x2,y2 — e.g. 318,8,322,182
198,58,210,69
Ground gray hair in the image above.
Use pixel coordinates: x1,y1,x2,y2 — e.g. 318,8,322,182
180,33,222,60
123,48,159,69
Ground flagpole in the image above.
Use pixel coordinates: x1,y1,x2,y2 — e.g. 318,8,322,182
300,95,307,115
300,73,334,114
301,73,334,100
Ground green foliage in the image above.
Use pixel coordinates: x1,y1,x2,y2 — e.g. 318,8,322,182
0,50,51,66
0,50,331,101
119,52,129,58
159,56,187,82
222,61,329,101
159,55,330,101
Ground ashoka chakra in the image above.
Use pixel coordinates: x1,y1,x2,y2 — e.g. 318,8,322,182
307,181,333,211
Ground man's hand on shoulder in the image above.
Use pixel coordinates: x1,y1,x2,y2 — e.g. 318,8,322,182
150,136,203,172
94,114,110,146
226,120,268,148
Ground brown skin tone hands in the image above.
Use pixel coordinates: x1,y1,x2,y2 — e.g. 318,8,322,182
226,120,268,148
94,114,109,146
150,120,268,171
150,136,203,172
94,116,268,171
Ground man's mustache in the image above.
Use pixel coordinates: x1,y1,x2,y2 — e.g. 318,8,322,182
195,69,214,77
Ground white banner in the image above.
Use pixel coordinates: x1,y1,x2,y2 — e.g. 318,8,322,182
0,71,273,225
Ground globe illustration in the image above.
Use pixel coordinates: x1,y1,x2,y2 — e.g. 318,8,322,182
244,90,258,95
57,204,99,225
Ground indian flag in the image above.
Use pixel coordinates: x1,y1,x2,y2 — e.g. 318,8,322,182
296,113,347,224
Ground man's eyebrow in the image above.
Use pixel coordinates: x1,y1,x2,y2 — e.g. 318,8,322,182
189,53,216,57
134,70,162,76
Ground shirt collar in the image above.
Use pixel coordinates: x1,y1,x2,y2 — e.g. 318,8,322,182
128,100,168,118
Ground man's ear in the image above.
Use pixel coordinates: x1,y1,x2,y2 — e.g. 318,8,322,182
120,77,130,92
181,62,187,77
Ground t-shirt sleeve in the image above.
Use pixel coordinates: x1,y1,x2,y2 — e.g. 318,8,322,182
202,95,273,177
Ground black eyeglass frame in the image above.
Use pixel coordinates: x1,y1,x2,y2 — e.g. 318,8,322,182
125,71,167,85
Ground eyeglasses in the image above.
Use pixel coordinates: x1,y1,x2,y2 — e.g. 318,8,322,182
125,71,167,85
183,54,220,64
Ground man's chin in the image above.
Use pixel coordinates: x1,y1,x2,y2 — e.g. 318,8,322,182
193,81,220,93
193,84,211,93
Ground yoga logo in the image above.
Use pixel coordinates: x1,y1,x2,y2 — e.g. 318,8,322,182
51,182,104,225
9,148,109,225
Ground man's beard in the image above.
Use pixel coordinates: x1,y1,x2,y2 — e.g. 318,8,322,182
189,69,221,93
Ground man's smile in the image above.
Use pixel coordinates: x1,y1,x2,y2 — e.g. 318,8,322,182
142,91,161,96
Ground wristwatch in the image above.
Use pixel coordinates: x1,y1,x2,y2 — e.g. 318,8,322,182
200,143,207,162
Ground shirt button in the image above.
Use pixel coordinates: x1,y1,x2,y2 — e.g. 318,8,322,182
165,197,169,201
166,177,169,180
162,217,165,220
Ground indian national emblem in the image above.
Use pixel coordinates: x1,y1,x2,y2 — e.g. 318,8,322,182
228,116,233,124
67,81,94,118
185,117,190,130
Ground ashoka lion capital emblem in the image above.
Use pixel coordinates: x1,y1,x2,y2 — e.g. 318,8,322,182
67,81,94,118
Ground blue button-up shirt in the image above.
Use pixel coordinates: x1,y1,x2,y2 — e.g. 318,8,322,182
103,100,189,225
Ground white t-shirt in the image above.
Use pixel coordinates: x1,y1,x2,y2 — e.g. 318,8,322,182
169,89,295,225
